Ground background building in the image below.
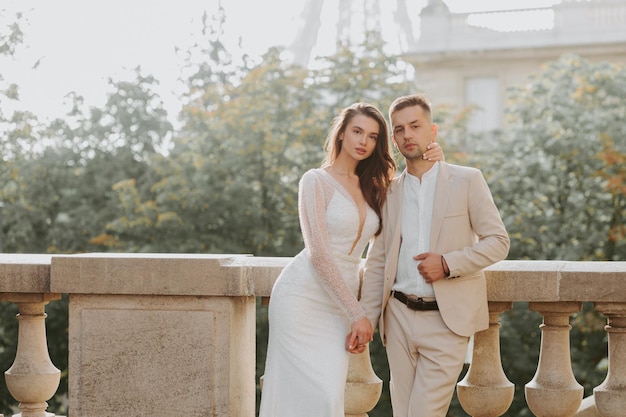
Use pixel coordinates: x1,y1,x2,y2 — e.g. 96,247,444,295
289,0,626,132
406,0,626,131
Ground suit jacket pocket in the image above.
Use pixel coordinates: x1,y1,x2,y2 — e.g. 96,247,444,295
444,206,468,217
439,212,475,249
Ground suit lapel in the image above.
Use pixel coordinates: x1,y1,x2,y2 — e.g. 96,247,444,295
388,171,406,241
384,171,405,285
430,163,451,251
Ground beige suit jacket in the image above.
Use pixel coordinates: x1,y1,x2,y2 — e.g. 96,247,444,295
360,162,510,341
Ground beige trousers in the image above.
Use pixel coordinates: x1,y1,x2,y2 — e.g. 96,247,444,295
385,297,469,417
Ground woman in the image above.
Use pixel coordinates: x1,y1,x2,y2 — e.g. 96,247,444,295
259,102,443,416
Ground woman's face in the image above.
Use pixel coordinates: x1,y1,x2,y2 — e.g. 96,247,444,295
338,114,379,162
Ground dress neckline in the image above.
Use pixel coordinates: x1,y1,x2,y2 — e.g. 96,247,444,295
319,169,370,256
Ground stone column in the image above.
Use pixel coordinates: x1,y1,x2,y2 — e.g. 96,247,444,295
593,302,626,417
344,343,382,417
51,254,256,417
344,267,383,417
457,302,514,417
1,293,62,417
525,302,583,417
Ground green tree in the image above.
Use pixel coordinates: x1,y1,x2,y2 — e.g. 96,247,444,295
101,9,319,255
484,54,626,261
0,70,172,254
170,47,317,255
69,70,174,252
0,8,24,111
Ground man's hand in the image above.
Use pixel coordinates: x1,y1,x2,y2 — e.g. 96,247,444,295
415,252,447,283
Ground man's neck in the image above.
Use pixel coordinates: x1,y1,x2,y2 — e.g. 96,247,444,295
406,159,436,181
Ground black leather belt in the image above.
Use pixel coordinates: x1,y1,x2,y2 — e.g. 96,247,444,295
393,291,439,311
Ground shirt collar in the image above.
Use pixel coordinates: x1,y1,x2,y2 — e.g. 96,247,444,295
406,161,440,183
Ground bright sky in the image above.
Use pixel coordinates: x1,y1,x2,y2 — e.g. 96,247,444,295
1,0,561,122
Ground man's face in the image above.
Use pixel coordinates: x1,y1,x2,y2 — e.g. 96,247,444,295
391,105,437,161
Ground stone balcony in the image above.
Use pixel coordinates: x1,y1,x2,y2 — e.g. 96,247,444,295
0,253,625,417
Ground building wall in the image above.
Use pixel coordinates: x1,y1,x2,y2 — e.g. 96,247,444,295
405,0,626,131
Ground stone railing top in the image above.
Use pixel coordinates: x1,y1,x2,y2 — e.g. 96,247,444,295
228,256,290,297
241,258,626,302
50,253,257,296
1,254,624,303
235,257,626,302
0,254,53,293
486,260,626,302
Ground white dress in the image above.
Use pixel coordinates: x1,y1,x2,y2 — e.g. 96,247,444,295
259,169,379,417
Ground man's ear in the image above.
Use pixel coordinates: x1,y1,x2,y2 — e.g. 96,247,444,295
431,123,438,142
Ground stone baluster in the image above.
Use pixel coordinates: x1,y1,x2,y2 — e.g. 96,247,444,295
593,302,626,417
344,343,382,417
341,267,383,417
457,302,514,417
1,293,62,417
525,302,583,417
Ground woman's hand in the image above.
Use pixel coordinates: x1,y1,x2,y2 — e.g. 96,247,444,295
346,317,373,354
423,142,445,162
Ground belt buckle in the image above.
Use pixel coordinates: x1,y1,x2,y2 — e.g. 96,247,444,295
413,297,427,310
410,296,437,311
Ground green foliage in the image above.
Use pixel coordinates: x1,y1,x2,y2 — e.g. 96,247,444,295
1,70,172,254
0,9,24,112
171,47,317,255
0,10,23,57
103,26,423,257
482,54,626,261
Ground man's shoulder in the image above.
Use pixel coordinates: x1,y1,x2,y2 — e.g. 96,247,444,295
442,162,482,177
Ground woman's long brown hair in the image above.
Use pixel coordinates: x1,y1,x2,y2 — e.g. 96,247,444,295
321,103,396,236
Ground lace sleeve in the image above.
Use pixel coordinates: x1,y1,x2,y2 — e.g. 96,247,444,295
298,170,366,324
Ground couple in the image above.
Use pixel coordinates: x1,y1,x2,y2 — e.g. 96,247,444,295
259,94,510,417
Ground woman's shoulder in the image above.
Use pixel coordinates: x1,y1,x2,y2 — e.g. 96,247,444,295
300,168,337,194
300,168,332,184
301,167,325,179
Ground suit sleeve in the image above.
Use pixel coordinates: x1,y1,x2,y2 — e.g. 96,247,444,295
360,212,387,331
444,169,510,277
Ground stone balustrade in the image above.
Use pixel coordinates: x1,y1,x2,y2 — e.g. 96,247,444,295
0,254,624,417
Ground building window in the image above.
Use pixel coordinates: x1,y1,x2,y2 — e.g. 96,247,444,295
464,76,500,132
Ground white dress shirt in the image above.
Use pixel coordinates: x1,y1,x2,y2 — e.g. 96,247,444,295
393,162,440,298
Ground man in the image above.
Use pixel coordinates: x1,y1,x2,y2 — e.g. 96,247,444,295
360,94,510,417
